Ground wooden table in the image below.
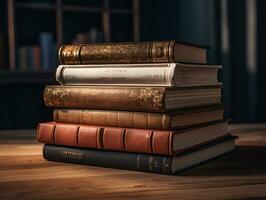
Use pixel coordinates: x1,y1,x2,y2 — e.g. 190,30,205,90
0,124,266,200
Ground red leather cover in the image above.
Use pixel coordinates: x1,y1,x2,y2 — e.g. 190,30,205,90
78,126,100,148
54,124,79,146
103,128,124,151
125,129,152,153
37,122,173,155
37,122,55,144
152,131,171,155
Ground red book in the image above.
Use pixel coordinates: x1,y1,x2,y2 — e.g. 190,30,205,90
37,122,228,156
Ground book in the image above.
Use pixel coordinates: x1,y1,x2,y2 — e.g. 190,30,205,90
18,46,28,71
53,106,224,130
43,135,236,175
56,63,220,86
38,121,229,156
58,41,207,65
29,46,41,71
44,85,221,112
39,32,55,71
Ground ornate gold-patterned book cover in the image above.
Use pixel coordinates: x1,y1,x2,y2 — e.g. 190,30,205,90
44,85,221,112
44,86,165,112
58,41,206,64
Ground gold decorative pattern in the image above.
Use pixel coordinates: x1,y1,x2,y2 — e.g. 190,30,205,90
150,41,172,62
59,41,175,64
59,45,81,64
44,86,165,112
129,88,164,111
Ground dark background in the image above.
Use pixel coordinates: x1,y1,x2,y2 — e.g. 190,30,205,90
0,0,265,129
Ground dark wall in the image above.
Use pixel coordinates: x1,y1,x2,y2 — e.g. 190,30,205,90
140,0,220,62
257,0,266,122
140,0,266,123
1,0,265,129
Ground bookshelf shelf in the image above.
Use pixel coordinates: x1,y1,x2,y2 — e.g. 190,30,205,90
15,2,55,11
2,0,140,81
62,5,103,13
110,9,133,14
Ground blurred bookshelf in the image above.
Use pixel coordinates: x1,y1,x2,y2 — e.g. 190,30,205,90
0,0,139,83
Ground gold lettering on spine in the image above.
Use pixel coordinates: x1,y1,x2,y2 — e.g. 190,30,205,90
162,157,167,174
149,156,154,171
60,150,83,159
136,154,140,170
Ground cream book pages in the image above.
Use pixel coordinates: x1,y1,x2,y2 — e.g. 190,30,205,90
56,63,220,86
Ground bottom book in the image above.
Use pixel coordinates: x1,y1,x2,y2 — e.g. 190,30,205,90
43,135,237,175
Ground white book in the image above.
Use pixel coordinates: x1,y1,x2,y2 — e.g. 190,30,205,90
56,63,221,86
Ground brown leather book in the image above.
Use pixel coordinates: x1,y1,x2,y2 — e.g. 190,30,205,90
58,41,207,65
37,122,229,156
53,106,224,130
44,85,221,112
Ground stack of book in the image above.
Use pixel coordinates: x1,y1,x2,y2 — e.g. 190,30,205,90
37,41,236,175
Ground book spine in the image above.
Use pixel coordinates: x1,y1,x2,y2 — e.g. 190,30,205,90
18,46,28,71
44,86,165,112
53,109,171,130
37,122,173,155
56,64,175,86
39,32,53,71
43,144,173,174
58,41,175,64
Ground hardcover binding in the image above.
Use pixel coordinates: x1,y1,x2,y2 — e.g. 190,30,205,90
38,122,173,155
53,109,171,130
58,41,176,65
44,85,221,112
44,86,165,112
43,144,173,174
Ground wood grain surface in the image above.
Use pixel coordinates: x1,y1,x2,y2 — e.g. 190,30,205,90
0,124,266,200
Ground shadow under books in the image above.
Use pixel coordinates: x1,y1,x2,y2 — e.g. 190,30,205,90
181,145,266,176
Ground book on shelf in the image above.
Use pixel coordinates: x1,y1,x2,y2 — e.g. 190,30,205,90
72,28,104,44
17,46,42,71
16,32,56,72
43,135,236,175
58,41,207,65
56,63,221,86
44,85,222,112
53,106,224,130
39,32,56,71
38,121,229,156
